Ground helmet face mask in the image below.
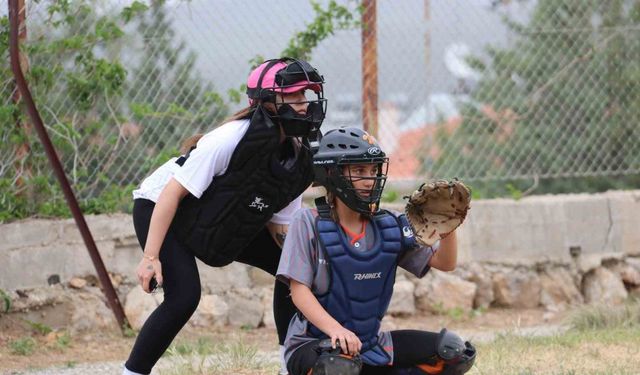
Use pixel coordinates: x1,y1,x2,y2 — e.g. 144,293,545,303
313,127,389,216
273,93,326,138
334,159,389,215
246,58,327,138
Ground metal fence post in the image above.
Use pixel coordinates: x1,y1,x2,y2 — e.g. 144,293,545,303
361,0,378,138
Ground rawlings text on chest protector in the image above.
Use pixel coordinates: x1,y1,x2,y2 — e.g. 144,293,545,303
309,207,403,366
173,108,313,266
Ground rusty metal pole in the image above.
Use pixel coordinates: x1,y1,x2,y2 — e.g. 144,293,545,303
12,0,31,186
8,0,129,333
11,0,26,112
361,0,378,138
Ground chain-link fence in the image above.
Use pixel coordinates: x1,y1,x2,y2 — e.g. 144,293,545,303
2,0,640,220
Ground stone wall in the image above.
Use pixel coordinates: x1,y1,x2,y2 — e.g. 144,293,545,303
1,190,639,332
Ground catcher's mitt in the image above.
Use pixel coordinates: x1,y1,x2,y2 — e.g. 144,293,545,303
405,179,471,247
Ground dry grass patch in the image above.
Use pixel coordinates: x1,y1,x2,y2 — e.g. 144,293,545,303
470,328,640,374
159,335,279,375
469,301,640,375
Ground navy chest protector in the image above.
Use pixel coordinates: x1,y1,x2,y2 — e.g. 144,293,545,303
172,107,313,267
308,200,404,365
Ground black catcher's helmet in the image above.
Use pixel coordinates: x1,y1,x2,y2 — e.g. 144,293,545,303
313,127,389,216
246,57,327,138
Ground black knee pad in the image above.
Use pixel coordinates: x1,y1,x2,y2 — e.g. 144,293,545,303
311,339,362,375
435,329,476,375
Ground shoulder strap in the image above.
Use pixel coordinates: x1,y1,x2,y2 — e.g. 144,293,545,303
314,197,332,219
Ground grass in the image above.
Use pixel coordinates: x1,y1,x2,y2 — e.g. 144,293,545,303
23,319,53,335
0,288,10,312
154,302,640,374
165,337,216,357
161,335,279,375
9,337,36,356
431,302,487,321
55,331,72,350
468,301,640,375
569,301,640,331
4,322,73,359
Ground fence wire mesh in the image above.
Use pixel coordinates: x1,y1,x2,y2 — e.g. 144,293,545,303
2,0,640,219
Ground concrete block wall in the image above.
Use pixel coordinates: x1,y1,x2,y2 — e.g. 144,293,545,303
2,190,639,292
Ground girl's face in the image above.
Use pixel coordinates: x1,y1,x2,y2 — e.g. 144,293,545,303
343,163,380,197
275,90,309,114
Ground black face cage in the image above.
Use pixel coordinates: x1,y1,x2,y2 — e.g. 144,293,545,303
256,58,327,138
336,157,389,215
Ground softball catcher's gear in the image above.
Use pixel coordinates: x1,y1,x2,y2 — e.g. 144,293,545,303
246,58,326,138
313,127,389,216
397,329,475,375
312,339,362,375
404,179,471,247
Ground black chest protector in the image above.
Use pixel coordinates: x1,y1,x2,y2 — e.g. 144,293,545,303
172,107,314,267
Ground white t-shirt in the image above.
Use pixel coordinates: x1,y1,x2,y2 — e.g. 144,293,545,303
132,119,303,225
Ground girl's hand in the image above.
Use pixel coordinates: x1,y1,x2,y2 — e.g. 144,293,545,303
326,326,362,356
136,256,163,293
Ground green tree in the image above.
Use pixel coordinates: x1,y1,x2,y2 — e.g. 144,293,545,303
0,0,227,220
0,0,361,221
127,0,228,164
1,1,139,219
431,0,640,196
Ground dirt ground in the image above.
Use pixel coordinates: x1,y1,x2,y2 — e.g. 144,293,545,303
0,307,568,373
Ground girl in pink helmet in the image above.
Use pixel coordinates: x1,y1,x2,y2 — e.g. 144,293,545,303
123,58,326,375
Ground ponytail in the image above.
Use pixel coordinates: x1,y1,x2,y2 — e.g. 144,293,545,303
178,105,257,154
180,134,204,154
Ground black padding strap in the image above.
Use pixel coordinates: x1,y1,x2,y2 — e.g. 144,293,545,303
315,196,332,219
175,146,197,166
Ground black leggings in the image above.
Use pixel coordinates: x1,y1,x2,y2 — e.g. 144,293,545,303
125,199,296,374
287,330,439,375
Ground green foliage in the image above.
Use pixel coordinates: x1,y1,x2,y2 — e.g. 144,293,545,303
431,302,485,321
0,288,11,313
120,2,149,24
122,322,137,338
56,331,72,350
245,0,360,73
128,0,229,157
24,319,53,336
166,337,215,357
381,188,398,202
2,0,360,222
0,176,135,222
462,174,640,199
1,0,228,222
9,337,36,356
505,183,523,200
282,0,362,61
431,0,640,195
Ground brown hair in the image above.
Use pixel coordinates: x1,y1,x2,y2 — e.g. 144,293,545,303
179,105,256,154
326,191,341,223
